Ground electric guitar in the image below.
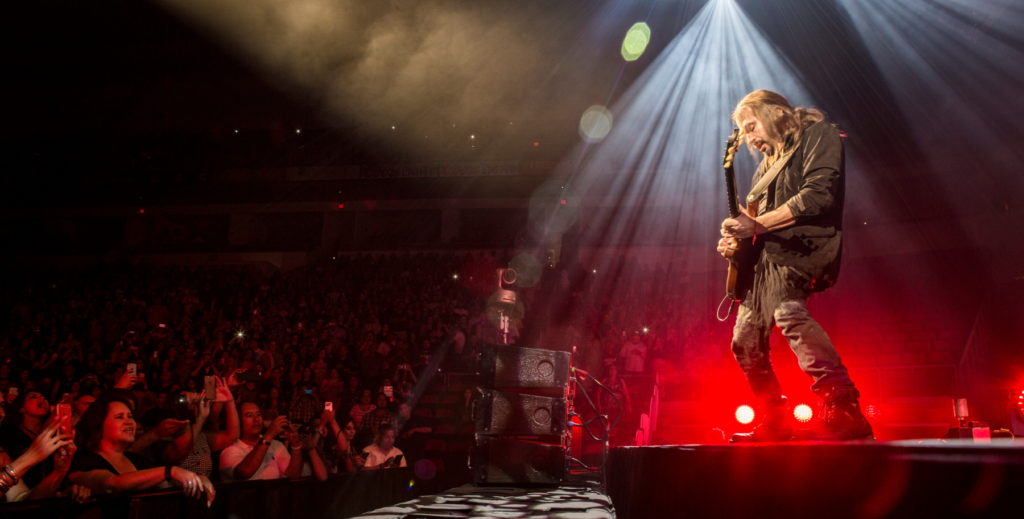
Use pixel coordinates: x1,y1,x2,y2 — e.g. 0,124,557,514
720,129,761,309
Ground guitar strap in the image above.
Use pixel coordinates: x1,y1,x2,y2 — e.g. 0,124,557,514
744,143,800,206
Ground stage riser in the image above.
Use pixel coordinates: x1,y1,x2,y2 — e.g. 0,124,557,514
608,443,1024,519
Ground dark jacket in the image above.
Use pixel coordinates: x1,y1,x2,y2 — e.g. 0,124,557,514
749,120,845,291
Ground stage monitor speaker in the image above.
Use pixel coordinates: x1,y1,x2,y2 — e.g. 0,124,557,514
472,437,566,485
476,389,567,437
480,346,570,390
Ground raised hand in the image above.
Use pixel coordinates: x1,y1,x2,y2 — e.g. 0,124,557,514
213,376,234,402
24,421,74,466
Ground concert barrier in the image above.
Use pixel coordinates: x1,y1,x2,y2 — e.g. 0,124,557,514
1,468,416,519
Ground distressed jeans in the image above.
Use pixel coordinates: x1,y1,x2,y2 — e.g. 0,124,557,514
731,266,855,400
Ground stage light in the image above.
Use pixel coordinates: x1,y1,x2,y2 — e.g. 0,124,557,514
337,203,345,209
642,326,649,334
621,22,652,62
553,0,817,319
864,404,880,419
470,134,476,140
236,330,245,339
532,141,540,147
452,273,459,280
793,404,813,423
579,105,613,142
735,405,755,425
138,209,145,215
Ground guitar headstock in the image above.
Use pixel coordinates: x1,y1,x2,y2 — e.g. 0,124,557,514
723,128,740,169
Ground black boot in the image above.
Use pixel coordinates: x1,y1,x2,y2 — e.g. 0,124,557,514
730,397,793,443
805,387,874,441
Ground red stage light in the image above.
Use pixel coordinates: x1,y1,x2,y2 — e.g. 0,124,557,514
735,405,755,425
138,209,145,214
560,199,567,205
793,404,813,423
337,203,345,209
864,404,880,419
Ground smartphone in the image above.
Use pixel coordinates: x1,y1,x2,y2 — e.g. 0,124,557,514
304,388,313,395
204,376,217,400
126,363,137,376
324,401,333,412
55,403,72,435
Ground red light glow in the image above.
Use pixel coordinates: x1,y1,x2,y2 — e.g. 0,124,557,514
735,405,755,425
864,404,880,419
793,404,813,423
337,203,345,209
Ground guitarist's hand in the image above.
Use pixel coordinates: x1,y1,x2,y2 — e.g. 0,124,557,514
717,237,738,258
721,213,758,239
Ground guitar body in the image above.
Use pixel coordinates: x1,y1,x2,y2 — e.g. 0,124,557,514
723,202,761,302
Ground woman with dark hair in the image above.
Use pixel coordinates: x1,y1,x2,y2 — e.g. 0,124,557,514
1,421,89,503
67,393,215,505
322,411,363,473
0,390,64,493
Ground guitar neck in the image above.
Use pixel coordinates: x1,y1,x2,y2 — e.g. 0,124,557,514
724,165,741,218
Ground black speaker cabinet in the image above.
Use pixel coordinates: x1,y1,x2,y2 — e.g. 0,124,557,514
476,389,567,437
480,346,570,390
472,437,567,485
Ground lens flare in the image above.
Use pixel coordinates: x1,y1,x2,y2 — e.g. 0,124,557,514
621,22,652,62
579,105,613,142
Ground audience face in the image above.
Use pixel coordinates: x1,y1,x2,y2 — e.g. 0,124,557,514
376,428,396,451
342,420,357,441
240,403,263,438
21,391,51,420
359,390,372,406
375,393,388,409
102,401,136,447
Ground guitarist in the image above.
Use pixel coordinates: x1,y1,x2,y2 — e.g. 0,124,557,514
717,90,872,442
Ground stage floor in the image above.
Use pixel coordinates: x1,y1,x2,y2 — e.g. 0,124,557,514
608,439,1024,519
351,482,615,519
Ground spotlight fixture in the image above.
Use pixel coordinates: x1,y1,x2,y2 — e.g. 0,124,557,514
793,404,813,423
735,405,755,425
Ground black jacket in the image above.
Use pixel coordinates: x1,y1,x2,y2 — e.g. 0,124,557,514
749,120,845,291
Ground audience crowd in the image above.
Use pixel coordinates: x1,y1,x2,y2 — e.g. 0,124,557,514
1,251,670,505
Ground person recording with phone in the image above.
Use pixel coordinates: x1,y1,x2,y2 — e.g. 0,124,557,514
167,377,240,478
219,402,321,481
319,408,364,473
1,413,90,502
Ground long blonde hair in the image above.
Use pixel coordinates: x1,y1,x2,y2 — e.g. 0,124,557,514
732,89,824,157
